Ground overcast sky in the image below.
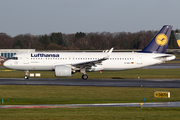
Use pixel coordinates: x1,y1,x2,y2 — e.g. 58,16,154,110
1,0,180,37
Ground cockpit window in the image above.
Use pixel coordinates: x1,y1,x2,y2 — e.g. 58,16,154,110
13,57,18,60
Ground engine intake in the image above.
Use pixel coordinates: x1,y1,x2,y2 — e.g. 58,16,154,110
55,65,72,77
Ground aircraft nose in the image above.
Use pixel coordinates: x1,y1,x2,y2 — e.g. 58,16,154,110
3,61,8,67
3,60,10,68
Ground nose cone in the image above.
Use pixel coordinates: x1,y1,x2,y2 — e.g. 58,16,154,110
3,61,7,67
3,60,10,69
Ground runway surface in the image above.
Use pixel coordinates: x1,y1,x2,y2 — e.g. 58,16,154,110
1,101,180,108
0,78,180,88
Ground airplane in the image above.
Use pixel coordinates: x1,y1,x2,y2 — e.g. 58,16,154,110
174,33,180,47
4,25,176,80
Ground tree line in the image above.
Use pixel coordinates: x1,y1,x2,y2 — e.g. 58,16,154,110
0,29,179,50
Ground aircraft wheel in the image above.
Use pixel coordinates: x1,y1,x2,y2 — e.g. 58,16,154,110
82,74,88,80
24,75,29,79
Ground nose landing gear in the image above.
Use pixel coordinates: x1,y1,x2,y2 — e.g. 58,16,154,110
24,75,29,79
24,70,29,79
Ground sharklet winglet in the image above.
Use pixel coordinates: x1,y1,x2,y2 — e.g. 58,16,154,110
103,47,114,59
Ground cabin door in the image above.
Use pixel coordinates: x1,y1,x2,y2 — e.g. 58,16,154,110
137,55,142,64
24,54,29,64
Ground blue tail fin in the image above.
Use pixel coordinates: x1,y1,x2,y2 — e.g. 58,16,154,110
141,25,172,53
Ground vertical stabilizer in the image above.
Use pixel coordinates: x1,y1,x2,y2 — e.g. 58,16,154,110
141,25,172,53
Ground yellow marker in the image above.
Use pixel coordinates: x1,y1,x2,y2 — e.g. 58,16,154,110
154,91,170,98
0,70,16,71
3,70,16,71
4,70,14,71
140,103,143,108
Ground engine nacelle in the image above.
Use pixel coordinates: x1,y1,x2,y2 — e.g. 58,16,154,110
55,65,72,77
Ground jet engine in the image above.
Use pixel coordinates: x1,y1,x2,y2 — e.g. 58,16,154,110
55,65,72,77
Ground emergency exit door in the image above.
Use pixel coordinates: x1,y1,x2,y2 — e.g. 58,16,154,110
24,54,29,64
137,55,142,64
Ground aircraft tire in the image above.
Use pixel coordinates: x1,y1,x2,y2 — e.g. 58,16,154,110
82,74,88,80
24,75,29,79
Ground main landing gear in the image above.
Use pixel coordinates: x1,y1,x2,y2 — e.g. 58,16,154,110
24,70,29,79
81,68,88,80
82,74,88,80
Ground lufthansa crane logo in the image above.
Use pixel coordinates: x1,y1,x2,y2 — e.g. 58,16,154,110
155,33,168,46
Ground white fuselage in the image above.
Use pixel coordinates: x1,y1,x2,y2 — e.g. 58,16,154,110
4,52,176,71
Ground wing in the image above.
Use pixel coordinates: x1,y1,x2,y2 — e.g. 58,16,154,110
71,48,114,68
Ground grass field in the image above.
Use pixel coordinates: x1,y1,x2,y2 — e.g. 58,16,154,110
0,85,180,105
0,107,180,120
0,85,180,119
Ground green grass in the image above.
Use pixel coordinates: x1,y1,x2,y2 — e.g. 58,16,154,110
174,54,180,59
0,69,179,119
165,60,180,63
0,85,180,105
0,107,180,120
1,85,180,119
